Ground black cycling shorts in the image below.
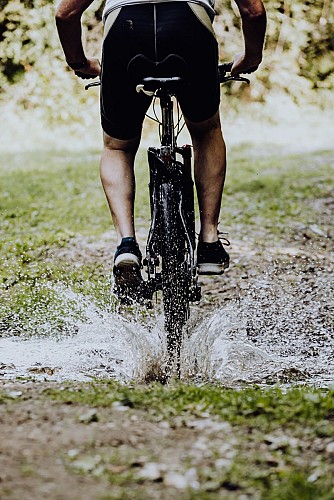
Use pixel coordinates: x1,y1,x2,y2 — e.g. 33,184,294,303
101,2,220,140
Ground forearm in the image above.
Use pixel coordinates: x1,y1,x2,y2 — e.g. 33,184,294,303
235,0,267,64
55,0,94,64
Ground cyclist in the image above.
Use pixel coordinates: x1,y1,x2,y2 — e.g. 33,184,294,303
56,0,266,285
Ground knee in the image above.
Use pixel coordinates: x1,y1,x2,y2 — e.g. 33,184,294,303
103,132,140,155
186,112,222,143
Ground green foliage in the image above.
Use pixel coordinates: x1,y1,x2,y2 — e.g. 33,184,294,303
0,0,103,124
215,0,334,104
0,150,111,336
266,473,334,500
45,382,334,425
0,0,333,122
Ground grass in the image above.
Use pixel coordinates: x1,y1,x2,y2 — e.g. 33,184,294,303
41,381,334,498
223,148,333,234
0,146,333,335
1,148,333,246
45,382,334,426
0,143,333,496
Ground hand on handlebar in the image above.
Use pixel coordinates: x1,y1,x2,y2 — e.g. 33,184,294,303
74,57,101,80
231,52,261,76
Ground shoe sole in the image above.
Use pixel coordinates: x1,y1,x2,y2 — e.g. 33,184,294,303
113,253,143,299
197,262,229,275
114,253,140,267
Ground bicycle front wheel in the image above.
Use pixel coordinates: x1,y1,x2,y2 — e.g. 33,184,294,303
159,182,191,375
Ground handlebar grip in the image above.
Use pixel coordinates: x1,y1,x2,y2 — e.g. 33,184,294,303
219,62,233,73
218,62,233,82
218,62,234,83
218,62,256,84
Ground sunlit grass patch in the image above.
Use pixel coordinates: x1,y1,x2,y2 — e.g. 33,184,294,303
43,382,334,498
224,149,334,236
1,151,108,240
45,382,334,427
265,473,334,500
1,147,333,338
1,148,332,244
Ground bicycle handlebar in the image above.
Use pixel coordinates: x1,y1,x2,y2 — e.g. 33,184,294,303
218,62,250,84
85,62,252,90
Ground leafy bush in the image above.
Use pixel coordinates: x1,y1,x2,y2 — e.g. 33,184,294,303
0,0,333,124
215,0,334,103
0,0,103,124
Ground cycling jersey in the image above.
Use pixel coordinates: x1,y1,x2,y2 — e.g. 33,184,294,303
103,0,215,21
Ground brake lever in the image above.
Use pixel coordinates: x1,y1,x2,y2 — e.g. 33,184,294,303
85,81,101,90
223,75,250,84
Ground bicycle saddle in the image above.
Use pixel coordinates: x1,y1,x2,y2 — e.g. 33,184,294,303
127,54,187,92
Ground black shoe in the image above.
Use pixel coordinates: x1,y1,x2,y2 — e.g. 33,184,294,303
197,238,230,275
113,237,143,301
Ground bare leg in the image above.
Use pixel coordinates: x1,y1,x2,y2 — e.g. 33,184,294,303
100,132,140,243
186,111,226,243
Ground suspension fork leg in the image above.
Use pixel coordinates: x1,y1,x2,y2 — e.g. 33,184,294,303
145,148,162,278
176,145,195,249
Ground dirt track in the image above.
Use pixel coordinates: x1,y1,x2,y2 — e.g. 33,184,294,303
1,170,333,498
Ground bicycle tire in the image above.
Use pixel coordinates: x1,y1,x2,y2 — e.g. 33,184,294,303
159,181,191,376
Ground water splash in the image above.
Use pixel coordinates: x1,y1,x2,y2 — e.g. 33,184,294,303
182,308,275,383
0,285,165,382
183,266,334,386
0,265,333,386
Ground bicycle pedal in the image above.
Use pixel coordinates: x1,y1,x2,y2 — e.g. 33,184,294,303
189,285,201,302
143,256,160,273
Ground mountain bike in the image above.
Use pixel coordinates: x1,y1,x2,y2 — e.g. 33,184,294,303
87,59,249,378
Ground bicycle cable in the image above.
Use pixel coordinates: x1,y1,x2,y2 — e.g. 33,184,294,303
145,94,187,144
175,99,186,140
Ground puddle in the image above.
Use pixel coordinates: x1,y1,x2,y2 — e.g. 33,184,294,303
0,290,165,382
0,266,333,386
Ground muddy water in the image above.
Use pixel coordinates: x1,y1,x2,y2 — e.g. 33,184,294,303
183,259,334,386
0,264,333,386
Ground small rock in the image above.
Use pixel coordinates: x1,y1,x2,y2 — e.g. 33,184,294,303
7,390,23,399
0,363,15,370
159,421,170,429
71,455,101,473
27,366,60,375
308,471,320,483
215,458,233,469
325,442,334,455
164,472,188,489
137,462,163,481
78,409,99,423
186,418,231,433
265,434,291,450
112,401,130,412
309,225,327,237
67,449,80,458
184,468,200,489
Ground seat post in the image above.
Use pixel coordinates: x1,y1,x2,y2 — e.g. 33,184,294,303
159,90,175,149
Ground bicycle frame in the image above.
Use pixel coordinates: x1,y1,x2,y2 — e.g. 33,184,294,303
84,62,249,310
